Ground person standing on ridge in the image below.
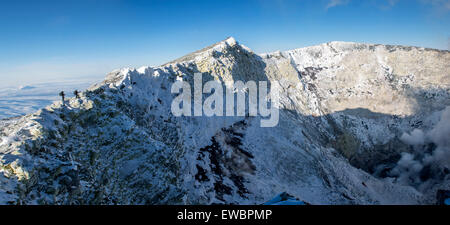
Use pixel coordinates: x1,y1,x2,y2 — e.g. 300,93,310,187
59,91,65,105
74,90,80,99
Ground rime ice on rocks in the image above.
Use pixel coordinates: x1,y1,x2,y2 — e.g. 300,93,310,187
0,38,449,204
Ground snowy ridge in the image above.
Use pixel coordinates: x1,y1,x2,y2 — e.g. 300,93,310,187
0,38,449,204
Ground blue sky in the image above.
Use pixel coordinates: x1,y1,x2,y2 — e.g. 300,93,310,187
0,0,449,87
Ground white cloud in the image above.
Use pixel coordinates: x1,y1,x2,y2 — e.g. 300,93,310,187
418,0,450,17
325,0,350,9
326,0,450,11
325,0,399,10
400,129,425,146
387,0,399,6
391,106,450,190
420,0,450,10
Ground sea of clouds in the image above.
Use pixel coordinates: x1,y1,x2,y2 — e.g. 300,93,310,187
0,77,103,119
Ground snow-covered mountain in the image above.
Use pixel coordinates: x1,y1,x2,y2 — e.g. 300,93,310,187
0,37,449,205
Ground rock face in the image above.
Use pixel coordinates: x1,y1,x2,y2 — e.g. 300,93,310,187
0,37,449,205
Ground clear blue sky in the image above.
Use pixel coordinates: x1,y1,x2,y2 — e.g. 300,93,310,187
0,0,449,87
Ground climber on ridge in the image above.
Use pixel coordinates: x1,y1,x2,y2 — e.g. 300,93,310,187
74,90,80,99
59,91,65,106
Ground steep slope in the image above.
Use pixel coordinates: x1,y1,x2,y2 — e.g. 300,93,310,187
0,38,449,204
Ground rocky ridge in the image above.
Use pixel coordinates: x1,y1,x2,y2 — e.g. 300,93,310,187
0,37,449,204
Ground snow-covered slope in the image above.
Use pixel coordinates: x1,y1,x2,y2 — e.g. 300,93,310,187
0,37,449,204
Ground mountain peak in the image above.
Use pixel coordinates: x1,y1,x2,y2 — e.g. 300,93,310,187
223,36,237,46
163,37,243,66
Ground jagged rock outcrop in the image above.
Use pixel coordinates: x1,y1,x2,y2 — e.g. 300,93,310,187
0,37,449,204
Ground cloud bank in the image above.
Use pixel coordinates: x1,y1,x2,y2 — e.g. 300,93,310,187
390,106,450,191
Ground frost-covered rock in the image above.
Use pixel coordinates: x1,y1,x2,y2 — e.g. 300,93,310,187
0,37,449,204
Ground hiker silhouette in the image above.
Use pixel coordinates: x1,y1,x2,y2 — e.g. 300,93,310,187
74,90,80,99
59,91,65,105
